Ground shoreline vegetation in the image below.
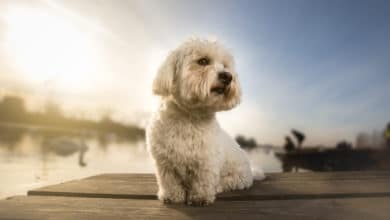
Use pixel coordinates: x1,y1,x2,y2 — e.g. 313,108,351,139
0,95,145,140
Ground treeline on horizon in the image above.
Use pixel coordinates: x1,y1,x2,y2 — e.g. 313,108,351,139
0,95,145,140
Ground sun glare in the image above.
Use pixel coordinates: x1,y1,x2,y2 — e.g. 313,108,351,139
3,6,100,91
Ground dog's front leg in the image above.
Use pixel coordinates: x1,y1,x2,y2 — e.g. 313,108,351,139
156,166,186,204
186,168,219,206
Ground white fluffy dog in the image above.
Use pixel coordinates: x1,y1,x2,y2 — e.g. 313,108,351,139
146,39,264,206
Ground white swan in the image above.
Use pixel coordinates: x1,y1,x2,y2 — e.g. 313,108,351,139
42,136,88,167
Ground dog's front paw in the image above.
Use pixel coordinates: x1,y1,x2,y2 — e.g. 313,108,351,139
186,199,212,206
186,193,215,206
158,189,185,204
162,198,176,204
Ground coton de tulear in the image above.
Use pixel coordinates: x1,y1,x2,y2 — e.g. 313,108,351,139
146,39,265,206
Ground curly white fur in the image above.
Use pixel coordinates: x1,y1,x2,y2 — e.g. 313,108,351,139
146,39,264,206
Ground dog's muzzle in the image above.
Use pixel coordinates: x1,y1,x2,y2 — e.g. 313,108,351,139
211,72,232,95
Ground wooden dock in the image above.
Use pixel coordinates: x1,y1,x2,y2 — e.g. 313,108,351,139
1,171,390,219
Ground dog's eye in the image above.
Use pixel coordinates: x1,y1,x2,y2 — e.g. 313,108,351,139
197,57,210,66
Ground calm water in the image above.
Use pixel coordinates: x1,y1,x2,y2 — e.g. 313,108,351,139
0,126,282,199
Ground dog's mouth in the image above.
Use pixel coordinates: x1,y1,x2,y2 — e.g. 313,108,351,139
211,86,229,95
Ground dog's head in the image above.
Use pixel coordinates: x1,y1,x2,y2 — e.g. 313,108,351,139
153,39,241,112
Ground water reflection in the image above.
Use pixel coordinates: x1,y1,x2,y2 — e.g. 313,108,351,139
0,126,25,150
0,124,282,199
4,123,389,199
0,124,154,199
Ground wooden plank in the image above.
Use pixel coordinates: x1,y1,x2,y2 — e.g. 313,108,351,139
28,171,390,200
87,171,390,181
0,196,389,220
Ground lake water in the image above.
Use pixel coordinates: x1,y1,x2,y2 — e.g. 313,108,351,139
0,125,283,199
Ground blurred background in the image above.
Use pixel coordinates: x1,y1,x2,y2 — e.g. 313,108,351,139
0,0,389,199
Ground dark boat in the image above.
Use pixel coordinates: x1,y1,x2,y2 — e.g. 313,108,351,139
276,147,390,172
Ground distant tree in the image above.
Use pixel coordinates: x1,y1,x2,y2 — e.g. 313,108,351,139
356,130,386,149
101,114,113,123
0,96,26,113
235,135,257,149
235,135,245,145
44,101,63,117
0,96,26,121
385,123,390,149
356,132,370,148
372,130,386,148
247,138,257,147
336,140,352,150
100,114,115,129
0,95,145,141
291,129,305,148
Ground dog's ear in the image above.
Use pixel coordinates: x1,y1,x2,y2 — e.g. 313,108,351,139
153,50,181,96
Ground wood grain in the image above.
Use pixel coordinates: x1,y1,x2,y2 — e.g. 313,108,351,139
28,171,390,200
1,195,389,220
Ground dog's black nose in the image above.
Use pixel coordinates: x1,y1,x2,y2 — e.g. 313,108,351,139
218,72,232,85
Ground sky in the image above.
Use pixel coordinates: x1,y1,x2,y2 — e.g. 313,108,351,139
0,0,389,146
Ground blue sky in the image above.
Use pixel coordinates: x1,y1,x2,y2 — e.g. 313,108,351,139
0,0,389,146
137,0,390,145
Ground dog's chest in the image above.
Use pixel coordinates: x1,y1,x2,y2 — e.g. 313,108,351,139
171,119,214,146
157,117,218,155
